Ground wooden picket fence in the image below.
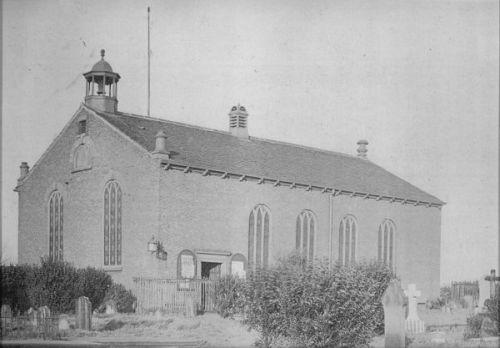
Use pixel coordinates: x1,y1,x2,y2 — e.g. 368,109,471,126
133,278,217,315
451,280,479,306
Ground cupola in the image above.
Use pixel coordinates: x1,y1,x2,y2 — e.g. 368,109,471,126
83,49,120,112
228,104,249,138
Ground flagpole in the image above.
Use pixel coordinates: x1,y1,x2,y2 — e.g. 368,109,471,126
147,6,151,116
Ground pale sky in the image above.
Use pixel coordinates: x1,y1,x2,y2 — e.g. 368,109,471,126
2,0,498,284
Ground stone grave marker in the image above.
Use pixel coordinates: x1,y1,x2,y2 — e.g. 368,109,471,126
485,269,500,298
75,296,92,330
1,304,12,318
27,307,38,328
1,304,12,334
382,279,406,348
404,284,425,334
58,314,70,331
38,306,50,320
105,300,116,315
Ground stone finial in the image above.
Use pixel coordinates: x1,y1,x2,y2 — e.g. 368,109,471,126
228,104,249,138
152,130,170,159
18,162,29,183
100,49,105,59
357,140,368,159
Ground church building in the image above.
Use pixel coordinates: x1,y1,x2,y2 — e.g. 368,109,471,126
15,51,444,299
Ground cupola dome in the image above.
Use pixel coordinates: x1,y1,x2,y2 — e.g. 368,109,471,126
83,49,120,113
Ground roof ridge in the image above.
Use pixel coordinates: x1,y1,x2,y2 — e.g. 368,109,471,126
111,110,232,136
106,110,362,161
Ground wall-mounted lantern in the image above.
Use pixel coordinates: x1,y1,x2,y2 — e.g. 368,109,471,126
148,235,167,260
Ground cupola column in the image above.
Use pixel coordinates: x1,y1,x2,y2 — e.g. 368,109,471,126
83,49,121,113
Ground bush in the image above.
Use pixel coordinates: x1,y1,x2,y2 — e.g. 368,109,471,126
464,314,484,339
77,267,113,310
1,258,112,314
484,291,498,324
103,283,136,313
238,254,395,347
214,275,244,318
0,264,31,314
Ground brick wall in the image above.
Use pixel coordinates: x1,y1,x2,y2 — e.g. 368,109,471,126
18,107,441,298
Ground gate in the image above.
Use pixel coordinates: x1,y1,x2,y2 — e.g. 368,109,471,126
133,278,217,314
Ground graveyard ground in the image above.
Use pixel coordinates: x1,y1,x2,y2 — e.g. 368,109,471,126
1,307,498,347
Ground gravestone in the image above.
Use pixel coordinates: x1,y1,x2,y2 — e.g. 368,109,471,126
404,284,425,334
484,269,500,298
38,306,50,320
37,306,51,331
1,304,12,318
1,304,12,334
58,314,70,331
75,296,92,330
105,300,116,315
382,279,406,348
27,307,38,328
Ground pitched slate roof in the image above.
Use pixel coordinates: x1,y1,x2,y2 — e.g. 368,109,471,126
93,107,443,205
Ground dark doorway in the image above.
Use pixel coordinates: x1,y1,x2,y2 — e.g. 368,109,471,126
201,262,222,280
200,262,221,313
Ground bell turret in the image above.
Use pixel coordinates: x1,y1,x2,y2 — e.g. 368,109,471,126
83,49,120,112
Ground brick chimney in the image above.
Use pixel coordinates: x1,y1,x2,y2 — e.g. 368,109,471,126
357,140,368,159
228,104,249,138
18,162,30,184
152,130,170,160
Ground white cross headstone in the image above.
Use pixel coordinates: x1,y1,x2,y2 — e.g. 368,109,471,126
404,283,425,334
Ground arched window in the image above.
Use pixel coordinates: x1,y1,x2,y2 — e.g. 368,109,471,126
104,181,122,266
73,144,90,170
248,205,270,271
177,249,196,279
338,215,357,265
230,253,247,278
49,191,63,261
378,219,396,269
295,210,315,260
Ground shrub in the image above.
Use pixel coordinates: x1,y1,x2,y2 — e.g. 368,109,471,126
77,267,112,310
1,258,112,314
214,275,244,318
238,254,395,347
464,313,484,339
484,291,498,324
0,264,31,314
103,283,136,313
25,257,81,313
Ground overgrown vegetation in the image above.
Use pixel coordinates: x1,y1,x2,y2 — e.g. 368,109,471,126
215,254,395,347
102,283,137,313
464,286,499,339
428,285,452,309
214,275,244,318
1,258,113,314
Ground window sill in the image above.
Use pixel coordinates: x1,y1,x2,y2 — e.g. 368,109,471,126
103,265,123,272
